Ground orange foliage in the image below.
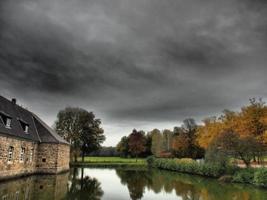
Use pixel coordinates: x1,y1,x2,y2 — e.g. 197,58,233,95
196,99,267,149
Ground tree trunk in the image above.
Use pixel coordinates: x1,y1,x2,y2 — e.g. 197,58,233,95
74,153,78,163
82,150,85,163
81,167,84,190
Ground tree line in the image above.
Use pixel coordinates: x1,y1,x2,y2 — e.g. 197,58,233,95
116,118,205,159
117,98,267,167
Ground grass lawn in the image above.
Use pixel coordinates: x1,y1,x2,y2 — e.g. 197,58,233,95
72,156,147,167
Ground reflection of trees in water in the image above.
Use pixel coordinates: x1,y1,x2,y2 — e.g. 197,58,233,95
115,169,266,200
116,170,148,200
67,168,104,200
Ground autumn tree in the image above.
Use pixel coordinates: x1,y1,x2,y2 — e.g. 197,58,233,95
196,117,224,149
172,133,190,158
172,119,204,158
211,130,264,167
128,129,146,161
197,98,267,164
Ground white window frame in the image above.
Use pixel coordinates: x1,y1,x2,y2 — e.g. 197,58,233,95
29,148,34,162
7,146,14,163
20,147,25,162
24,125,29,133
5,118,11,128
15,191,20,200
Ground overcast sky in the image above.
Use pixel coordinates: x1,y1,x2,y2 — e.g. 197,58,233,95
0,0,266,146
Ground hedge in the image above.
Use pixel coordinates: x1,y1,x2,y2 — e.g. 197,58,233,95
147,156,267,187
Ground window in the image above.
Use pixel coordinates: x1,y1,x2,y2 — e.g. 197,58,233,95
2,195,8,200
19,120,29,133
42,158,46,163
0,112,12,128
20,147,25,162
29,149,34,162
24,125,29,133
8,146,14,163
5,118,11,128
15,191,19,200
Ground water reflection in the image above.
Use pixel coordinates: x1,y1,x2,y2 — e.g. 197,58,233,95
67,168,104,200
0,168,267,200
0,173,69,200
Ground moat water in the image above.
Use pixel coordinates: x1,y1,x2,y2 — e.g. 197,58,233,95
0,167,267,200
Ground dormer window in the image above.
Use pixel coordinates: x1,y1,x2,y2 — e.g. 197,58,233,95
19,119,29,133
5,118,12,128
0,112,12,128
24,125,29,133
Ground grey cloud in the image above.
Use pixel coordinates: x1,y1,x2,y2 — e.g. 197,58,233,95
0,0,266,145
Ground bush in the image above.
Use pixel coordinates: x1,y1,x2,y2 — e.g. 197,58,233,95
218,175,233,182
233,169,255,184
253,168,267,187
146,156,155,167
148,157,267,188
148,157,229,178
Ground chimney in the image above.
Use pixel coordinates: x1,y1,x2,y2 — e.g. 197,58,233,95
11,98,17,104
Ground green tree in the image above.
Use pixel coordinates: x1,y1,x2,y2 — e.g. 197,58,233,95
150,129,163,157
162,129,173,152
117,136,130,157
55,107,105,162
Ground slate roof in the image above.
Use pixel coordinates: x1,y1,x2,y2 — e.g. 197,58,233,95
0,95,69,145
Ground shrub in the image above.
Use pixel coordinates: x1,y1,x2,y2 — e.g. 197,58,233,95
233,169,255,184
146,156,155,167
253,168,267,187
218,175,233,182
149,158,228,178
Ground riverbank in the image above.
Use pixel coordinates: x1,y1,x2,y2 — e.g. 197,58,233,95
147,156,267,188
71,156,147,167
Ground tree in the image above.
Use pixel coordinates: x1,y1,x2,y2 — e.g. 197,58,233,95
162,129,173,152
172,119,204,158
117,136,130,157
212,130,264,167
128,129,146,161
150,129,163,157
196,117,225,149
55,107,105,162
171,133,190,158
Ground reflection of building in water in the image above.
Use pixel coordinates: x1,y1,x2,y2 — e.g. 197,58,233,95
0,96,70,180
0,172,69,200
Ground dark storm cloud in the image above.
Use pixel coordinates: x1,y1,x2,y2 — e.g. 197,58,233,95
1,0,267,145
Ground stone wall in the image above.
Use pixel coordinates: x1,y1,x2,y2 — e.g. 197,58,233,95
0,135,38,180
56,144,70,172
0,135,70,180
36,143,59,174
36,143,70,174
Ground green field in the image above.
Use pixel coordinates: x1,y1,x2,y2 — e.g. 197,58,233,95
72,156,147,167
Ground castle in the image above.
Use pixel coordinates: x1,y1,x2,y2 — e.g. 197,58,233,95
0,96,70,180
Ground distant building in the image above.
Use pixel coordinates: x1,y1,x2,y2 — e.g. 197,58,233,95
0,96,70,180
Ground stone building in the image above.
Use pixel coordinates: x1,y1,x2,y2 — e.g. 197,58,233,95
0,96,70,180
